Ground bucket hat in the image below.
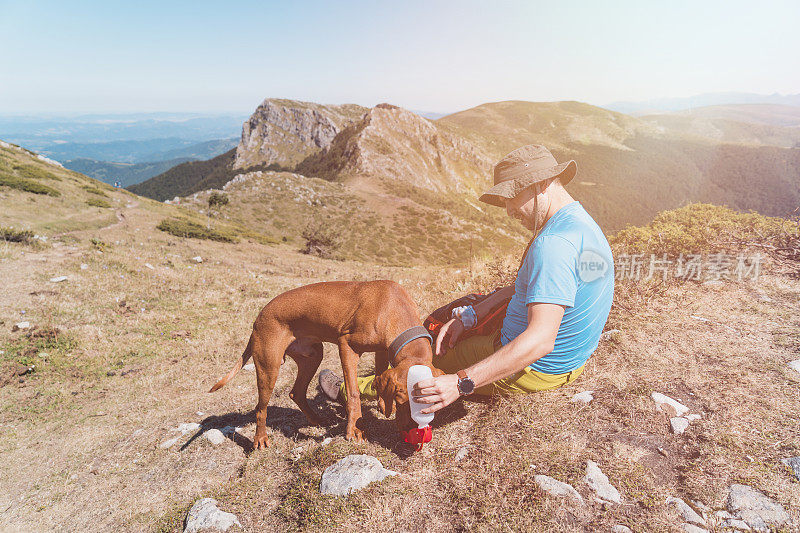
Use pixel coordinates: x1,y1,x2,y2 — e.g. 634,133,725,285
479,144,576,207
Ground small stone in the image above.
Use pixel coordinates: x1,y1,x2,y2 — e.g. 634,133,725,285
12,321,31,332
49,276,68,283
192,256,203,263
243,363,255,371
534,474,584,505
160,436,180,449
175,422,201,434
319,454,398,496
788,360,800,374
685,414,702,422
611,526,632,533
570,390,594,404
196,411,205,417
80,263,88,270
667,496,705,525
670,417,690,435
203,429,226,445
600,329,620,341
781,456,800,480
184,498,241,532
321,437,333,446
454,446,469,462
721,517,751,530
38,352,48,360
144,263,154,270
584,460,621,504
651,392,690,417
727,484,790,531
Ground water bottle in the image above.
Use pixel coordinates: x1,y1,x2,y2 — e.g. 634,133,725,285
407,364,435,428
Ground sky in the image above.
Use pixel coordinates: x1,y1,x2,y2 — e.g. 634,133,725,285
1,0,798,114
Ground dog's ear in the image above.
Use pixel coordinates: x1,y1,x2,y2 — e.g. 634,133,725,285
375,370,397,418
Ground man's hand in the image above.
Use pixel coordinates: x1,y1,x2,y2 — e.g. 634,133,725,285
435,318,465,356
411,374,460,414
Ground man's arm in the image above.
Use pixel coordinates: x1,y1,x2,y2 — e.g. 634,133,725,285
415,301,564,413
463,302,563,389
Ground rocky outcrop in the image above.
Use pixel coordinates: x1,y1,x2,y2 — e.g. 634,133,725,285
296,103,493,193
234,98,367,169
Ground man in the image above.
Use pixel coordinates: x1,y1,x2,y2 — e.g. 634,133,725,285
319,144,614,416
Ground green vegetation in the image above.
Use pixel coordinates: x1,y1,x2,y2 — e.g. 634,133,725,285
156,217,239,243
611,203,797,256
128,149,238,201
13,164,62,181
86,198,112,208
301,220,343,259
0,226,35,244
81,185,108,197
0,174,61,196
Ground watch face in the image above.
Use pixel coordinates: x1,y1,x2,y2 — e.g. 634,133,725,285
459,377,475,395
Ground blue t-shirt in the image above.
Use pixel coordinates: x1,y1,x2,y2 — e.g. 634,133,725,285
500,201,614,374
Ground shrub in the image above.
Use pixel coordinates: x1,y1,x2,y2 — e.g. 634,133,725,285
156,217,239,243
13,164,61,181
0,227,35,244
0,174,61,196
301,221,343,259
208,191,229,210
610,203,794,257
86,198,111,208
82,185,108,197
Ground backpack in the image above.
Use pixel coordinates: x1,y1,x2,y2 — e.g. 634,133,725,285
423,287,511,341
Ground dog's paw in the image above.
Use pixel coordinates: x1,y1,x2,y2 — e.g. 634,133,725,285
253,433,271,449
345,427,365,444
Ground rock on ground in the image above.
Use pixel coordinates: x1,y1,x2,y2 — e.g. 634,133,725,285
727,484,791,531
12,321,31,332
49,276,67,283
584,460,621,504
159,436,180,449
570,391,594,404
789,359,800,374
203,429,226,445
454,446,469,462
667,496,705,525
243,363,255,371
670,417,690,435
611,526,632,533
782,456,800,481
184,498,241,532
651,392,689,417
534,475,584,504
176,422,201,434
320,454,398,496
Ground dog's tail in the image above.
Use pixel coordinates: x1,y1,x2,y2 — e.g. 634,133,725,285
209,333,254,392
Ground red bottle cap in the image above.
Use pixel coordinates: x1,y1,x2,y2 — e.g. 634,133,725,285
403,425,432,451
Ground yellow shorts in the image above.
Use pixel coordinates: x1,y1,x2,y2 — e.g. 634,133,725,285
341,329,584,399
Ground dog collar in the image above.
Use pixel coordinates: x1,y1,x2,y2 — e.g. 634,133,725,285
388,326,433,361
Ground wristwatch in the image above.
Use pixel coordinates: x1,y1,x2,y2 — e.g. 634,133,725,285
457,370,475,396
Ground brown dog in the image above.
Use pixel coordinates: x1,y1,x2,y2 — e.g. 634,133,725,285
209,280,439,448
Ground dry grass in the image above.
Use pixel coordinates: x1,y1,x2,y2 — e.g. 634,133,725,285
0,190,798,531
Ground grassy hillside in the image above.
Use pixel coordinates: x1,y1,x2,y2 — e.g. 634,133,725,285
176,170,526,266
439,100,800,232
0,195,797,530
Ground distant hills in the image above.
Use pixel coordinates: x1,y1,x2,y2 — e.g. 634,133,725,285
0,113,245,187
605,91,800,115
130,97,800,237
